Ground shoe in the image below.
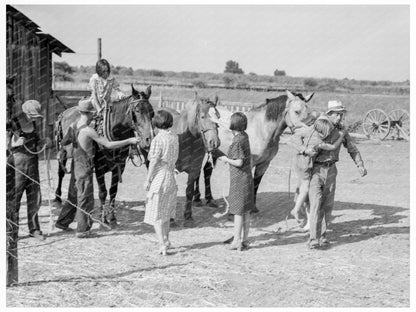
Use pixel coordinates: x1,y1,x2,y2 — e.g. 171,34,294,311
159,245,168,256
227,240,243,251
308,239,320,249
75,231,90,238
55,223,72,231
250,206,259,214
242,240,250,249
223,236,234,244
206,199,219,208
30,230,45,241
320,236,330,246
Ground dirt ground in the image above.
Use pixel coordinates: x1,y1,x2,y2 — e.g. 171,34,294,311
6,136,410,307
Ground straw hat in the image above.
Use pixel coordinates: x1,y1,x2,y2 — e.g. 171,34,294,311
22,100,43,118
78,97,96,113
326,100,346,114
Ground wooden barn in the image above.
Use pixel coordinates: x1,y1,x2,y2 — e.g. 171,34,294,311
6,5,74,139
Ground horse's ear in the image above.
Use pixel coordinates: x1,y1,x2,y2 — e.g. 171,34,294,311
286,90,296,101
194,91,198,100
304,92,314,103
131,84,139,97
214,95,218,106
146,85,152,98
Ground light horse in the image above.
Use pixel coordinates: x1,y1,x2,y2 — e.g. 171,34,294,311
206,90,315,212
55,85,154,226
158,94,221,225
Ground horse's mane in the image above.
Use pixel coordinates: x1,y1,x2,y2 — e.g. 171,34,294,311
252,95,288,122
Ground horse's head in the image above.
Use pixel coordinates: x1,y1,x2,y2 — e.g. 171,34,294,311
187,93,221,152
284,90,315,130
130,85,154,149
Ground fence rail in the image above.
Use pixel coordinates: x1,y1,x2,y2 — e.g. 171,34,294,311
158,93,256,113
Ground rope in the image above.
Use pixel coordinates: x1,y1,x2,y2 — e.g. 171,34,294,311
23,142,47,155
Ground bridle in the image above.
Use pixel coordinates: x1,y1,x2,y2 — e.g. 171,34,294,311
196,98,220,152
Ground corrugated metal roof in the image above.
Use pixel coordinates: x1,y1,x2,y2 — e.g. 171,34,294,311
7,5,75,55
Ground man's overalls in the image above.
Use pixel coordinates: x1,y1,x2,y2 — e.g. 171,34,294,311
71,124,95,234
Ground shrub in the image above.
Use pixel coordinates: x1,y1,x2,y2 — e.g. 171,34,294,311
304,78,318,88
192,80,207,88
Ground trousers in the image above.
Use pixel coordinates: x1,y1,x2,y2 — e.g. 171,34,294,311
308,163,337,241
13,153,41,234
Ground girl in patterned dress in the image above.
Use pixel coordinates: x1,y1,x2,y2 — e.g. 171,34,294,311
218,112,254,251
144,110,179,255
89,58,125,113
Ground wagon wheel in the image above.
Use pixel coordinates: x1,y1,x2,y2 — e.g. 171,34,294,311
362,109,391,140
388,109,409,141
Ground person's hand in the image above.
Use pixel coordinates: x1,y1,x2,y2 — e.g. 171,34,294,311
128,137,140,145
218,156,228,163
358,165,367,177
304,147,317,157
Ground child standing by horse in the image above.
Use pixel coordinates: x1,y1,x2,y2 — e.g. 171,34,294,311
218,112,254,251
143,110,179,255
289,116,345,225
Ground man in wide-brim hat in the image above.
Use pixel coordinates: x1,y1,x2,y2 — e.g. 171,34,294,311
307,100,367,249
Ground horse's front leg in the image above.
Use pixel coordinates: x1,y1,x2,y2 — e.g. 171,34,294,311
54,156,67,203
95,170,108,224
108,165,125,227
252,160,272,213
184,172,199,225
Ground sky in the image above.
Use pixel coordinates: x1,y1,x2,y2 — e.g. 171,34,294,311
12,3,410,82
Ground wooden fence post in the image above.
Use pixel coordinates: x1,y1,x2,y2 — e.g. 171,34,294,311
6,160,18,287
159,91,163,107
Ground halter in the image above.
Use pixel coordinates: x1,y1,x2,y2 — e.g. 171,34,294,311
194,98,219,152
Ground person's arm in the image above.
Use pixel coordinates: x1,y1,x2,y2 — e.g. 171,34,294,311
111,78,126,100
86,127,139,149
289,127,317,157
314,131,345,151
89,75,102,112
218,156,243,167
343,132,367,177
143,137,162,190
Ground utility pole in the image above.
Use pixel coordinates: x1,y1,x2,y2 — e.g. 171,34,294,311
97,38,102,60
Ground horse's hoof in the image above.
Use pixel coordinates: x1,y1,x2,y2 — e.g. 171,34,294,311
193,199,203,207
250,207,259,214
206,199,219,208
170,219,178,228
109,220,118,228
183,218,195,228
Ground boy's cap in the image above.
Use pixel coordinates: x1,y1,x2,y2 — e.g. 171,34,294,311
22,100,43,118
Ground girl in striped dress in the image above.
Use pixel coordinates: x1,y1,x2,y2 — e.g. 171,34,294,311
143,110,179,255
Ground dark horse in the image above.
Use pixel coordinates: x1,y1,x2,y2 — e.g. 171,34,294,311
204,90,315,212
55,85,154,226
158,94,221,225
